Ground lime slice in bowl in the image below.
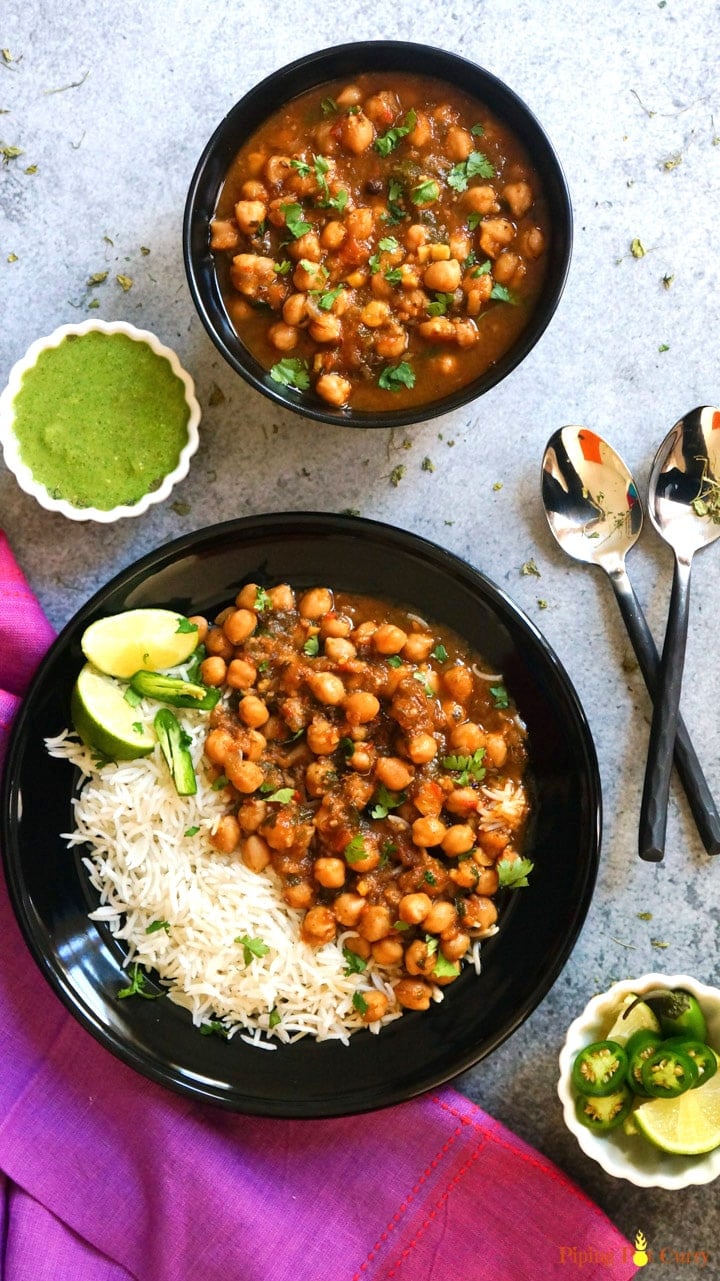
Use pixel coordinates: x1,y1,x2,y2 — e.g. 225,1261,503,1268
71,663,155,759
634,1067,720,1156
605,993,661,1045
81,608,199,678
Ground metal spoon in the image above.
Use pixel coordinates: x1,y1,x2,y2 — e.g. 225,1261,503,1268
639,406,720,862
542,424,720,857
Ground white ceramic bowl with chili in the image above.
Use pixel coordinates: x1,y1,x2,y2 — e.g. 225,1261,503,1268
0,319,201,522
558,974,720,1189
184,41,573,428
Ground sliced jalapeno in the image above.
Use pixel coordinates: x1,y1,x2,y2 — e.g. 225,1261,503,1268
625,1029,663,1095
640,1046,699,1098
575,1085,633,1133
154,708,197,796
130,669,221,710
571,1040,628,1097
633,988,709,1043
664,1038,718,1088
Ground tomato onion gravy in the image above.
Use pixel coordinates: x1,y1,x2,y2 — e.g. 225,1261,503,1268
210,73,551,412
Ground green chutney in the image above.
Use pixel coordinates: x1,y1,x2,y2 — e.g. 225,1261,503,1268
12,331,190,510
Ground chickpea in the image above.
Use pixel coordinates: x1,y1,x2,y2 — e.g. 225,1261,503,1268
305,759,335,797
345,269,368,288
233,199,266,234
449,230,472,262
357,902,392,942
520,226,545,258
370,272,394,300
334,892,366,926
502,180,533,218
215,605,235,625
398,892,432,925
446,125,473,161
462,185,499,215
372,623,408,654
200,655,227,687
187,615,208,643
361,299,391,328
306,671,345,705
359,990,390,1023
225,754,264,794
264,154,293,185
240,179,266,201
374,322,407,360
406,732,438,765
445,786,480,817
210,219,240,252
407,110,431,147
320,219,347,250
316,372,352,406
306,715,341,755
223,608,257,645
284,880,316,910
463,895,499,931
454,318,479,348
401,632,434,663
324,637,356,663
449,721,484,754
472,865,500,896
412,816,447,847
241,833,272,872
371,937,404,966
346,206,374,239
344,934,371,960
394,978,433,1010
405,939,438,978
293,259,327,292
418,316,455,343
282,293,308,327
412,778,443,818
485,732,508,768
405,224,429,252
363,90,399,126
348,744,373,773
442,824,476,857
423,900,457,934
204,627,234,661
440,929,471,961
226,657,257,690
352,620,377,645
229,253,276,299
210,814,241,855
308,312,342,344
204,726,235,766
477,828,510,859
236,695,269,729
302,906,337,946
479,217,515,259
340,111,375,154
346,840,380,873
374,756,414,791
297,588,330,619
336,84,363,107
493,251,523,285
237,798,267,835
313,856,346,889
268,321,298,352
288,230,322,262
343,690,380,725
432,352,458,375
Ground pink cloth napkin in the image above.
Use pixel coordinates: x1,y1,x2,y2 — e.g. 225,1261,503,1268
0,530,638,1281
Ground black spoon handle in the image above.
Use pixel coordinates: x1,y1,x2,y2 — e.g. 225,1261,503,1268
610,566,720,856
638,556,694,862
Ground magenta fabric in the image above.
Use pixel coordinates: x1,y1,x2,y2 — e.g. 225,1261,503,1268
0,530,637,1281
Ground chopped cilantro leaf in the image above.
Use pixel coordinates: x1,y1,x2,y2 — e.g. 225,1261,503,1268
280,201,312,239
343,947,368,975
270,357,311,391
431,643,449,662
145,920,170,934
370,784,406,819
433,953,460,979
352,990,369,1015
497,857,534,889
254,586,272,611
378,361,415,392
426,291,455,317
184,825,200,837
268,1007,282,1028
489,684,509,709
411,178,440,205
315,283,345,310
200,1019,230,1038
211,774,229,790
490,282,518,305
375,109,417,156
386,655,403,668
441,748,486,786
320,97,337,116
303,635,320,656
263,787,295,803
378,235,400,252
176,617,198,634
471,259,492,277
344,834,367,864
117,963,160,1000
235,934,270,965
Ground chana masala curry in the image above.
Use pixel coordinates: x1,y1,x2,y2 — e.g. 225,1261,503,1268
210,73,551,412
195,582,530,1021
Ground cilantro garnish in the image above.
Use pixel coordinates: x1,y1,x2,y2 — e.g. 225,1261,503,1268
383,177,406,224
184,825,200,837
263,787,295,804
471,122,485,136
290,158,312,177
254,585,272,611
211,774,229,791
344,834,367,864
490,282,518,305
280,201,312,239
199,1019,230,1038
273,259,293,275
315,283,345,311
235,934,270,965
497,857,534,888
441,748,486,786
433,953,460,979
384,266,403,285
352,990,369,1015
471,259,492,278
370,784,406,819
378,235,400,252
447,150,495,193
320,97,337,116
412,670,434,697
117,963,161,1000
410,178,440,205
176,617,198,634
343,947,368,976
386,655,403,668
431,643,448,662
489,684,509,709
393,919,411,931
145,920,171,934
423,870,436,886
426,292,455,317
378,361,415,392
375,109,417,156
303,635,320,656
268,1007,282,1028
270,357,311,391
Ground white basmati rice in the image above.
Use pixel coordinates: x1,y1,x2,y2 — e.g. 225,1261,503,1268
47,714,411,1046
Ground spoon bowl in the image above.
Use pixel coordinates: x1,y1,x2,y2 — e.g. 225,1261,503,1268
542,424,720,858
640,406,720,862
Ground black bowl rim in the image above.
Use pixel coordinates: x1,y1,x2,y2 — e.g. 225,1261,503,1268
183,40,574,429
1,512,601,1116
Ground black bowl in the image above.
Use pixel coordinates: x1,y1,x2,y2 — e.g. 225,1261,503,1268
1,514,600,1116
183,41,573,428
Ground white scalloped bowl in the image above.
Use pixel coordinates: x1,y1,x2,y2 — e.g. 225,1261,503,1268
0,320,201,522
558,974,720,1189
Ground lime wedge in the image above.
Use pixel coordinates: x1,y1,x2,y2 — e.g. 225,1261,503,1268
81,609,199,678
633,1068,720,1155
605,993,661,1045
71,664,155,759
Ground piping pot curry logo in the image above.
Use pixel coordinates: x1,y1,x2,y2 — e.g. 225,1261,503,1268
559,1227,711,1268
633,1232,649,1267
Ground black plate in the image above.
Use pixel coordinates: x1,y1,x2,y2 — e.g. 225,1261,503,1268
1,514,600,1117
